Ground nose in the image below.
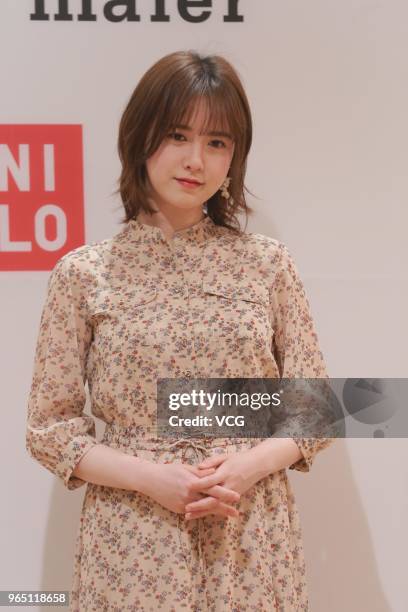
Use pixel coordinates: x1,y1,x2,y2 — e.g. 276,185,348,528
183,140,204,171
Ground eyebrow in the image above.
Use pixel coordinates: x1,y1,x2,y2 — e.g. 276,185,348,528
173,124,234,141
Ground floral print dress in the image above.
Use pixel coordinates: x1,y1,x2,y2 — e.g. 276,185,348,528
26,215,334,611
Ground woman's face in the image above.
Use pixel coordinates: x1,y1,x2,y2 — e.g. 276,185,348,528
145,99,235,214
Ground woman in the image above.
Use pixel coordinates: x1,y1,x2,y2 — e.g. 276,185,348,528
26,50,334,611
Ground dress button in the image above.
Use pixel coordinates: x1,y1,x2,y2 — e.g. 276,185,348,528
184,370,192,377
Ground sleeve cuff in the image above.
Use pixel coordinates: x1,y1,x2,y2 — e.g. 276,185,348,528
61,436,99,490
288,437,335,473
288,438,314,472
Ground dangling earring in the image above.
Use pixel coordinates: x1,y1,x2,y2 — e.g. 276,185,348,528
220,176,234,206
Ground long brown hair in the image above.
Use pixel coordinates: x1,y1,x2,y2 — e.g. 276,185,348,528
114,50,256,234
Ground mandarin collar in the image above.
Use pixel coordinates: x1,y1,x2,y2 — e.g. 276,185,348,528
114,214,219,248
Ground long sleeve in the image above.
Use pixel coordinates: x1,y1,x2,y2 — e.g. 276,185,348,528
269,242,335,472
26,255,98,490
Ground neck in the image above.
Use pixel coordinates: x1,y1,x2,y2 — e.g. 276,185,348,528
136,206,206,240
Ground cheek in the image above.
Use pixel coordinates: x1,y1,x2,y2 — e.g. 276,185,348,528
209,155,233,186
220,146,234,171
146,153,161,180
146,146,173,181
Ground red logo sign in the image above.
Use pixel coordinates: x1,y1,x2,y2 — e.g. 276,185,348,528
0,125,85,270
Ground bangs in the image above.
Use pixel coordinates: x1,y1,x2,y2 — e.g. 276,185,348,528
176,94,233,138
149,77,245,150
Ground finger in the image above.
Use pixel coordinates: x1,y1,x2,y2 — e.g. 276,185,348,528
189,468,236,502
190,472,223,491
185,496,220,513
187,485,240,509
185,465,216,477
185,498,238,515
196,454,228,469
190,467,216,478
216,501,240,516
190,492,209,503
196,468,216,477
186,503,239,520
193,468,215,478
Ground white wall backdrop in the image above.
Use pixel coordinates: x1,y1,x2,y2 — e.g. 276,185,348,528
1,1,407,610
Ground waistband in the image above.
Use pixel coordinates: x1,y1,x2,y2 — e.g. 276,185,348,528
101,422,262,450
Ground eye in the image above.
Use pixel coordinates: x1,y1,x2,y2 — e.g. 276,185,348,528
167,132,185,142
166,132,228,149
210,139,227,149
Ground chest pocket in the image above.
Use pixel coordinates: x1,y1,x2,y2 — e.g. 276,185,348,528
88,286,159,347
201,278,273,344
89,286,157,314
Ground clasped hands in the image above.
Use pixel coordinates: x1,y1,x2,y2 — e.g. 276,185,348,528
143,447,268,519
183,449,264,521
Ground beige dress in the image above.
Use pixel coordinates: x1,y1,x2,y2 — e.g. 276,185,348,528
26,215,334,611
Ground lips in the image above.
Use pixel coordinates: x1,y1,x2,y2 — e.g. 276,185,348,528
175,177,203,185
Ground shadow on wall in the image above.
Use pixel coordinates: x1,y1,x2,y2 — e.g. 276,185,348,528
289,440,391,612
